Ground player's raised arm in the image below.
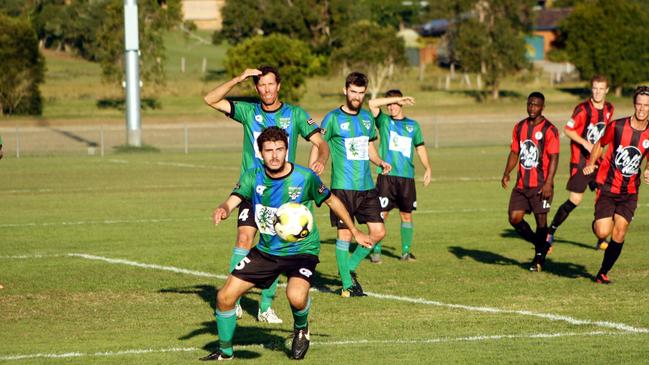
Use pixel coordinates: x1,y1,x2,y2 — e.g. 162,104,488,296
213,194,243,225
368,96,415,118
324,194,373,248
203,68,262,114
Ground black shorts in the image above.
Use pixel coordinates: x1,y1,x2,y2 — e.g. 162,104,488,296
231,247,319,289
594,190,637,223
236,199,257,228
329,189,383,228
567,166,597,193
376,175,417,213
508,187,553,215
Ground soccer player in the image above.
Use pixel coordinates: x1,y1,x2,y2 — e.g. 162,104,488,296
204,66,330,323
501,92,560,272
583,86,649,284
202,127,372,361
367,90,431,263
547,75,614,250
320,72,391,296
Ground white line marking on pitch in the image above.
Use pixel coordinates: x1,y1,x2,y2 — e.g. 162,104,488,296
0,331,627,361
62,254,649,334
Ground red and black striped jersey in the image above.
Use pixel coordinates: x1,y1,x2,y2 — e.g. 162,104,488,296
596,117,649,194
510,118,560,189
566,99,614,175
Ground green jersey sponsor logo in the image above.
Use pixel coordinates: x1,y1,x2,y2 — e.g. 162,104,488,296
288,186,302,200
278,117,291,129
362,120,372,130
255,204,277,234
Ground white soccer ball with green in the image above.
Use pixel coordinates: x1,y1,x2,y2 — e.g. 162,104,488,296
273,202,313,242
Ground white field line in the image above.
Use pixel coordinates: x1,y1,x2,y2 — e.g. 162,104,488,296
0,331,627,361
2,183,222,194
63,254,649,334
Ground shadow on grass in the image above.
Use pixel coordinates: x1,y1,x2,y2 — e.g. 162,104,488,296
448,246,592,279
50,127,97,147
96,98,161,111
500,228,597,251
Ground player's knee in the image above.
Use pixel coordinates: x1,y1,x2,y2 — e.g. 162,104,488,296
236,232,255,249
508,215,522,226
371,225,386,242
612,225,628,242
287,293,308,310
216,288,237,309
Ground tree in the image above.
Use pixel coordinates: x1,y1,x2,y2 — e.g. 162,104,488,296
0,12,45,115
329,20,407,99
452,0,534,99
559,0,649,96
224,34,317,102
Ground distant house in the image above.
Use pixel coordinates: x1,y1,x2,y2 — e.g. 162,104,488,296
527,7,572,60
182,0,224,30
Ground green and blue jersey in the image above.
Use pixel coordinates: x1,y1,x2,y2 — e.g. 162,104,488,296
321,107,377,191
228,101,320,176
232,164,331,256
375,112,424,178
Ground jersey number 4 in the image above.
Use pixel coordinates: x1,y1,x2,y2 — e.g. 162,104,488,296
238,209,250,221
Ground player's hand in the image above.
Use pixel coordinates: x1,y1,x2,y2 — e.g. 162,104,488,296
583,164,597,175
501,174,510,189
423,168,431,186
644,169,649,185
380,161,392,175
310,159,325,176
583,141,594,153
212,207,229,225
238,68,262,82
398,96,415,106
540,183,553,200
352,230,373,248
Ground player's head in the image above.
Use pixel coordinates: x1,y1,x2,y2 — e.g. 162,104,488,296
633,86,649,123
385,89,404,118
257,126,288,173
253,66,281,107
344,72,368,112
590,75,609,103
527,92,545,119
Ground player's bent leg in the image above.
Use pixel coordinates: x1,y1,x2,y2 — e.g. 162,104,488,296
335,229,354,293
509,210,535,244
596,215,629,284
371,212,390,264
350,222,383,272
235,226,257,250
286,277,312,359
593,218,614,241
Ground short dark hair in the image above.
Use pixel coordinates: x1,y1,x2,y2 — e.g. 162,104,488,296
633,85,649,104
257,126,288,152
384,89,403,98
252,66,280,85
590,74,608,87
345,71,368,89
528,91,545,103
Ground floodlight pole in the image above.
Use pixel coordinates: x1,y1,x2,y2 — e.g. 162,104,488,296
124,0,142,147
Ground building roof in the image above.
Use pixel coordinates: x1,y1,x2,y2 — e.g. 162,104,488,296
533,7,572,31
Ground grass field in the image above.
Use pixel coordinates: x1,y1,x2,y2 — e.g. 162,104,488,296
2,138,649,364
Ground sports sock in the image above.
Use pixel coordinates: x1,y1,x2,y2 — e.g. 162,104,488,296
549,200,577,234
259,277,279,313
349,244,371,272
600,240,624,274
512,220,535,244
229,247,249,308
535,226,550,256
335,240,353,289
216,308,237,356
401,222,414,255
291,297,311,329
371,242,382,255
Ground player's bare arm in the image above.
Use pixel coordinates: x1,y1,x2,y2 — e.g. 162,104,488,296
415,145,432,186
369,141,391,174
501,151,519,189
213,195,243,225
541,153,559,199
368,96,415,117
307,132,330,176
583,141,604,175
324,194,373,248
203,68,262,114
564,127,593,153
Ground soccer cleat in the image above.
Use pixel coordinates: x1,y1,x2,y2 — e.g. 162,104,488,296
529,255,543,272
596,240,609,250
400,253,417,261
595,272,611,284
350,271,363,293
290,327,310,360
257,307,283,324
199,349,233,361
340,285,367,297
369,253,382,264
235,303,243,319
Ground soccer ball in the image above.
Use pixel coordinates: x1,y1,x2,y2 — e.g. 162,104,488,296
274,202,314,242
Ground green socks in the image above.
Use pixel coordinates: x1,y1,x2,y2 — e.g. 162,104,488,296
372,242,382,255
259,277,279,312
229,247,249,272
349,245,372,272
335,240,353,289
291,297,311,329
401,222,413,255
216,307,237,356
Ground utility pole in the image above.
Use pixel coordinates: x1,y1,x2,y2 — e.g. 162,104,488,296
124,0,141,146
